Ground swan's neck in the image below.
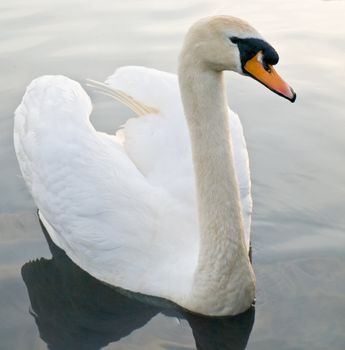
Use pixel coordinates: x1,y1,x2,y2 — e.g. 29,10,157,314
178,61,255,315
179,66,246,271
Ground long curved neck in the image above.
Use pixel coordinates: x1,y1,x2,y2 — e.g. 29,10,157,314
179,62,247,262
178,60,253,314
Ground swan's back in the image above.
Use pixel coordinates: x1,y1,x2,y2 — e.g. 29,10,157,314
14,68,251,305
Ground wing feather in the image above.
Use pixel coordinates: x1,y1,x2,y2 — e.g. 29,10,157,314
14,75,198,303
14,68,252,305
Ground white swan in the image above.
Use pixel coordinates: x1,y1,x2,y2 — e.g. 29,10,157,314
14,16,295,316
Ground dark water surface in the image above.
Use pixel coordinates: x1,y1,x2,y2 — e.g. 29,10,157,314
1,0,345,349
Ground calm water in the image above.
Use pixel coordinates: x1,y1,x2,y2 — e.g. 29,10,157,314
1,0,345,349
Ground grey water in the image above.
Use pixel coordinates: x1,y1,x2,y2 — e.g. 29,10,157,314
1,0,345,349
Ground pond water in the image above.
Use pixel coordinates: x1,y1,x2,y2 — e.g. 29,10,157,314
1,0,345,349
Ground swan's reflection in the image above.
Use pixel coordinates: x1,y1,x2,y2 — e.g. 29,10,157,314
22,222,255,350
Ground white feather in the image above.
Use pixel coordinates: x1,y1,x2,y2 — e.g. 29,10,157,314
14,67,252,307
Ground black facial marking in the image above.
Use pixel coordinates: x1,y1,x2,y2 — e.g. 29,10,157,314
230,37,279,71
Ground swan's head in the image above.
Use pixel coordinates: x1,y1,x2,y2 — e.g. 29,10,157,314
180,16,296,102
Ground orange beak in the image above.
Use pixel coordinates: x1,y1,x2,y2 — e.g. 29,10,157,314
244,51,296,102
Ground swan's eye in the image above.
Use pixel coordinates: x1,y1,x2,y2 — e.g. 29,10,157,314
230,37,240,44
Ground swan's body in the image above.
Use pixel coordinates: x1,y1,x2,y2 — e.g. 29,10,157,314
14,16,295,316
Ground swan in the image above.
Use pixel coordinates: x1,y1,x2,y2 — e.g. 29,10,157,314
14,16,296,316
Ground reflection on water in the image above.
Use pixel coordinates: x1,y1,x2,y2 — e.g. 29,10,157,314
22,222,254,350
